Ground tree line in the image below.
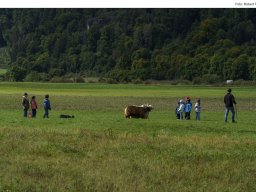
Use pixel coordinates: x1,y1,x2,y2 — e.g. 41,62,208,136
0,9,256,82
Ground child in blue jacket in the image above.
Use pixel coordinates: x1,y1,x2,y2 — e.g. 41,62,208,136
185,96,192,120
43,94,51,118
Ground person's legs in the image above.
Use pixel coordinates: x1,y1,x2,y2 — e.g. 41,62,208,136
230,107,235,122
185,112,190,120
43,109,48,118
196,112,200,120
24,109,28,117
180,112,183,120
32,109,36,117
224,107,229,122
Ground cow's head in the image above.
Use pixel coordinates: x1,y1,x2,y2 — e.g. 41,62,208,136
141,104,153,111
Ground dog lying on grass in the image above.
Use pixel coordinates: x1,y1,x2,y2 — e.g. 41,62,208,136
60,114,75,118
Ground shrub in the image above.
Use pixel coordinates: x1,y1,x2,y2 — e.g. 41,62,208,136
50,76,73,83
98,77,107,83
24,72,50,82
132,79,143,84
234,79,256,86
0,74,5,81
193,77,203,85
176,79,193,85
49,68,65,77
74,76,85,83
107,70,132,83
202,74,222,84
6,66,27,81
39,73,51,82
106,78,118,84
193,74,222,85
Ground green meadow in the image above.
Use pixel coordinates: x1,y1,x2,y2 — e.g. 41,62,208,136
0,68,6,75
0,82,256,192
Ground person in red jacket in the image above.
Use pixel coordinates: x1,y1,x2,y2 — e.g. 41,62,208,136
30,96,38,118
224,88,237,123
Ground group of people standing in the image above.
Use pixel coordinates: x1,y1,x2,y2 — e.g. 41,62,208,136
22,93,51,118
21,88,236,123
175,96,201,121
175,88,237,123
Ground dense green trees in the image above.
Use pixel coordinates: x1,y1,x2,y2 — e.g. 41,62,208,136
0,9,256,82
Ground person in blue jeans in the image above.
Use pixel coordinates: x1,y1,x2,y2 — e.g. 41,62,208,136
177,99,185,120
175,100,181,119
43,94,51,118
224,88,236,123
194,98,201,121
185,96,192,120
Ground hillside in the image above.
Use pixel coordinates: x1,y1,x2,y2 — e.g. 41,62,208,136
0,9,256,82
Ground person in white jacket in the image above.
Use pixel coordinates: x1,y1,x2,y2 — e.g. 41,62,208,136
194,99,201,121
177,99,185,120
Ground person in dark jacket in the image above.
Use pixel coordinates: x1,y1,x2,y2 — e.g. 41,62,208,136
224,88,236,123
43,94,51,118
22,92,29,117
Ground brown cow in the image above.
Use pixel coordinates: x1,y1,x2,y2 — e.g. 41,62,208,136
124,104,153,119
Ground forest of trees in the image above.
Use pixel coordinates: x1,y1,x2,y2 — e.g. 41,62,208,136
0,9,256,82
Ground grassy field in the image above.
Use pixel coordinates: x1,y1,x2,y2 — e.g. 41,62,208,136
0,68,7,75
0,82,256,192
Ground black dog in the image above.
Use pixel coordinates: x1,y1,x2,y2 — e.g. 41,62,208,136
60,114,75,118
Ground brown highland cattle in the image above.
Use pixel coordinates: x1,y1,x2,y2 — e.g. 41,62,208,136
124,104,153,119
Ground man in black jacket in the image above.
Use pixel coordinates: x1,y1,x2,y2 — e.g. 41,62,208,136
224,88,237,123
22,92,29,117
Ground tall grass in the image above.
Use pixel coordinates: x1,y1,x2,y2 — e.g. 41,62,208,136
0,83,256,191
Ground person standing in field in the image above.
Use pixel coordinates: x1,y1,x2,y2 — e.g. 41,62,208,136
194,98,201,121
30,96,38,118
22,92,29,117
43,94,51,118
175,100,181,119
177,99,185,120
224,88,236,123
185,96,192,120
